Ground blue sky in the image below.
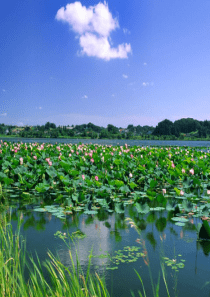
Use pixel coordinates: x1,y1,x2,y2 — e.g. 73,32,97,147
1,0,210,128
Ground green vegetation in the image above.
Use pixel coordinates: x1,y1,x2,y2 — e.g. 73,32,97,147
0,212,110,297
0,210,185,297
1,141,210,223
2,117,210,139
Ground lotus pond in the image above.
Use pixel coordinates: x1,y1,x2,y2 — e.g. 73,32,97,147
1,140,210,296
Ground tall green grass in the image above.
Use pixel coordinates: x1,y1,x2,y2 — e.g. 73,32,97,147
0,212,110,297
0,212,173,297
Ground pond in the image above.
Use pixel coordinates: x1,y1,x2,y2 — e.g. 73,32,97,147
1,139,210,296
2,136,210,148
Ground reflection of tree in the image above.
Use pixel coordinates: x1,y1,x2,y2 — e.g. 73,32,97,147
114,213,127,230
110,230,121,242
169,227,178,237
146,232,157,250
136,218,147,231
155,217,167,232
23,214,36,230
85,215,94,225
198,221,210,256
35,215,46,231
197,240,210,256
97,208,109,221
147,212,156,224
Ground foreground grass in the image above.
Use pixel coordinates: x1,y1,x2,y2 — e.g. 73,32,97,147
0,213,110,297
0,211,175,297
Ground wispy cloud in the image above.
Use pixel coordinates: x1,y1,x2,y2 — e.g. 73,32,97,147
56,2,131,61
143,62,147,66
37,113,158,127
122,74,128,79
128,81,135,86
82,95,88,99
0,113,7,116
123,28,131,35
2,89,6,92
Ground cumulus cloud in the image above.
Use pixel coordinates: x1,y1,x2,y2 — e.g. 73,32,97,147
0,113,7,116
122,74,128,79
56,1,131,61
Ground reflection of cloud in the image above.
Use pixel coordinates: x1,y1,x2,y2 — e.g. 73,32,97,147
57,216,115,272
122,74,128,79
56,2,131,61
0,113,7,116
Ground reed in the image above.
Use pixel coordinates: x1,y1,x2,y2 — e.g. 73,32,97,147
0,212,110,297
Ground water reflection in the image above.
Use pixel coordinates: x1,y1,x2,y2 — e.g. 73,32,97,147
2,196,210,296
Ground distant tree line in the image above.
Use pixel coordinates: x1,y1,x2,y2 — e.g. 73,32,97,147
152,118,210,138
1,118,210,139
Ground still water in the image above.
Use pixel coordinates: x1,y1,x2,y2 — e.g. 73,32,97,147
2,137,210,296
2,136,210,148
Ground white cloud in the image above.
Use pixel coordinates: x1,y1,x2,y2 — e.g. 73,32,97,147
122,74,128,79
123,28,130,35
17,122,24,127
111,94,115,97
142,82,154,87
143,62,147,66
38,112,158,127
56,1,132,61
39,107,42,109
82,95,88,99
0,113,7,116
2,89,6,92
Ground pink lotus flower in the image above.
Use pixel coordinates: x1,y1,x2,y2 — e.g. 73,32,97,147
95,176,99,181
171,163,175,168
129,173,133,178
162,189,166,195
189,168,194,175
182,168,185,173
69,153,71,157
130,154,134,158
48,161,52,166
14,150,17,153
33,156,37,160
207,190,210,195
180,190,184,196
82,175,85,180
90,158,94,163
20,157,23,165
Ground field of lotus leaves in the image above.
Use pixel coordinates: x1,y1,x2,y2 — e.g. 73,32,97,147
1,141,210,226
